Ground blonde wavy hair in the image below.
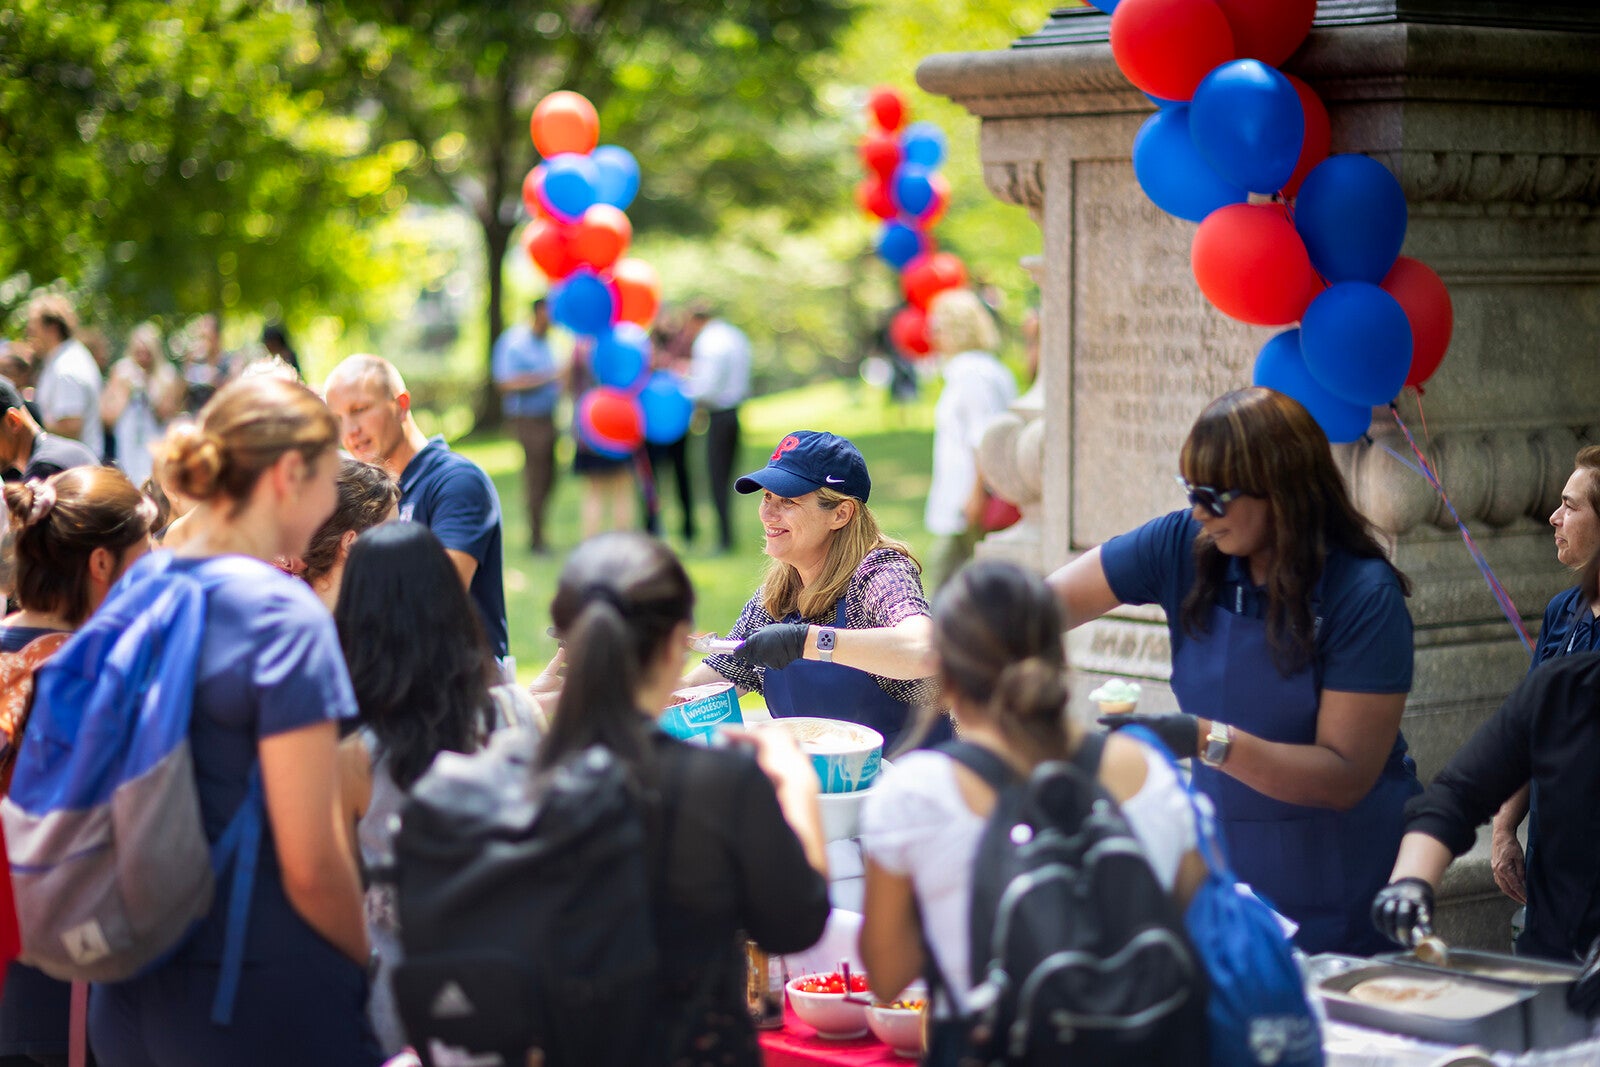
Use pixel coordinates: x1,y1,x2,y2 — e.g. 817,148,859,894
759,487,918,621
927,288,1000,356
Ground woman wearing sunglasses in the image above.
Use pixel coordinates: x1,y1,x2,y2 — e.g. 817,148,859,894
1047,386,1420,955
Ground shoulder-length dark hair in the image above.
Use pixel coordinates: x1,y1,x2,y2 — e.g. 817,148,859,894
1179,387,1410,674
539,532,695,772
334,522,498,790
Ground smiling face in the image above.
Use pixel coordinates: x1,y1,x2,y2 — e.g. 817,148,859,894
324,375,407,468
1551,468,1600,569
758,489,851,583
1193,492,1274,570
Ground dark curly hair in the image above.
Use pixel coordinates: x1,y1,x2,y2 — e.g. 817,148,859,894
301,457,398,584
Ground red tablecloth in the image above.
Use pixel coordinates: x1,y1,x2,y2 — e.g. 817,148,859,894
759,1004,910,1066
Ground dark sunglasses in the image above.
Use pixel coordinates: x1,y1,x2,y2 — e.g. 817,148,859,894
1174,475,1244,518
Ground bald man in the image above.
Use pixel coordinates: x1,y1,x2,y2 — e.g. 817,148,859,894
324,355,508,660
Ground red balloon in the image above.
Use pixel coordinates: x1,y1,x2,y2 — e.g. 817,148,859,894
903,252,968,311
524,221,579,280
570,204,632,271
521,166,556,221
858,132,902,181
1382,256,1453,389
612,257,662,328
581,387,645,450
1191,203,1315,326
1214,0,1316,66
530,91,599,158
867,86,907,133
1281,74,1330,198
855,178,897,221
1110,0,1235,103
889,306,931,358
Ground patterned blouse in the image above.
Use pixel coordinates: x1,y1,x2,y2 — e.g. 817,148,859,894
701,547,939,709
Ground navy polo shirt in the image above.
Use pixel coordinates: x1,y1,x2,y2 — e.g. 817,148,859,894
1531,586,1600,670
1099,509,1412,692
398,436,508,658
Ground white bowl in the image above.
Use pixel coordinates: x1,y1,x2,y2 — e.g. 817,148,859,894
866,988,927,1059
763,717,883,793
786,974,871,1039
816,759,893,841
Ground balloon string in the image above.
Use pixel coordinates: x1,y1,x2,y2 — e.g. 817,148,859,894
1384,405,1533,654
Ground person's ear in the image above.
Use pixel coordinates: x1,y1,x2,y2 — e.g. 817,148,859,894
338,528,359,559
829,498,856,530
88,545,117,586
394,390,411,417
272,449,307,497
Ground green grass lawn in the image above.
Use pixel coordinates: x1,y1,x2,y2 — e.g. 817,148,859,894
454,378,937,683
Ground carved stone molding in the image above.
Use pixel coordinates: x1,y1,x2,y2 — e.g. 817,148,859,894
981,161,1045,212
1388,150,1600,206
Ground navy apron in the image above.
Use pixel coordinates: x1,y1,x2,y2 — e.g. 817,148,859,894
1172,575,1420,956
760,598,950,752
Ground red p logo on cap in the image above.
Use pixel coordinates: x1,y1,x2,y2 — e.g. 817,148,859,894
771,435,800,462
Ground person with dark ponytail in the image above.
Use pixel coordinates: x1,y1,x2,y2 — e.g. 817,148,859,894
858,559,1204,1065
541,531,829,1066
88,376,381,1067
333,521,539,1056
0,467,156,1067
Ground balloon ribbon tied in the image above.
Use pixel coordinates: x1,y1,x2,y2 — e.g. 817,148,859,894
1382,405,1533,654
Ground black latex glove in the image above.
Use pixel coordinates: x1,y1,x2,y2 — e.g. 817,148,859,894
1097,711,1202,760
1569,935,1600,1017
1371,877,1435,948
735,624,810,671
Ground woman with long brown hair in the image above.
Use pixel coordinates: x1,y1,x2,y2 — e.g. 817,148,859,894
1049,386,1420,955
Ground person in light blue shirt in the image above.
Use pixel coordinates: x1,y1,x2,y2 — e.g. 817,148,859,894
492,298,562,554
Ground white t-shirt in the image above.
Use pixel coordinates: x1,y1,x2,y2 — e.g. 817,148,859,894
36,338,104,459
925,351,1016,536
682,319,750,411
858,742,1196,1014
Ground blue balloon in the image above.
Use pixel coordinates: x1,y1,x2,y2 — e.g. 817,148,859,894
591,323,650,388
892,164,935,216
1252,328,1373,444
640,370,694,445
900,122,947,169
1300,282,1414,406
591,144,640,210
1132,106,1249,223
1294,154,1408,283
541,152,600,220
1190,60,1304,195
550,268,616,338
1085,0,1120,11
876,221,924,270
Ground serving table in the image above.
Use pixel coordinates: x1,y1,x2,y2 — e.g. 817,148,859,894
758,1004,906,1067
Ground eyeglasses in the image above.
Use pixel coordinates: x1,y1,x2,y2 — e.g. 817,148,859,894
1174,475,1245,518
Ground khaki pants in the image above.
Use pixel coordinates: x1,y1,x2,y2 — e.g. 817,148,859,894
509,414,557,550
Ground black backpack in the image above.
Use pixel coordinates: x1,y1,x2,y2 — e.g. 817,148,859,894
933,738,1208,1067
388,728,674,1067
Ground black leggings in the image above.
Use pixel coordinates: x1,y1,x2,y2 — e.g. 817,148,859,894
705,408,740,551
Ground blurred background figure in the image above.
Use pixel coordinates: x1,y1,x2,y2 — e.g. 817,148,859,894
566,339,636,540
922,288,1016,592
676,301,750,554
181,313,236,413
644,308,695,545
101,322,184,487
492,297,562,555
260,322,302,378
25,294,104,459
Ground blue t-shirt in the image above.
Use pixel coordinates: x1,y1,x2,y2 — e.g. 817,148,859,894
1531,585,1600,669
398,436,508,658
1100,510,1412,693
491,323,560,418
179,556,359,963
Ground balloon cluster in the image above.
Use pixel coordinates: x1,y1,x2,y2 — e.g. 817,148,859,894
522,91,692,457
855,87,969,360
1101,0,1454,442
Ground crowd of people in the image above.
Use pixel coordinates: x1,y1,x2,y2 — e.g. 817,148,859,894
1,283,1598,1067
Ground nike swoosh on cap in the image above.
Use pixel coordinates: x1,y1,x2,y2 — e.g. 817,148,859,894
824,475,844,483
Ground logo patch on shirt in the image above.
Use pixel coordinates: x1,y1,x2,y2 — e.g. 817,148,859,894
398,503,416,523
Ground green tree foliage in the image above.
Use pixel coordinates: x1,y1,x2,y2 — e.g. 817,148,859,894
318,0,855,420
0,0,415,334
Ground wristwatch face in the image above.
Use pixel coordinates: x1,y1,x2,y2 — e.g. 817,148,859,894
816,628,836,652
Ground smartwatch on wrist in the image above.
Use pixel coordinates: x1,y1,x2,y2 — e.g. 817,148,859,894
1200,721,1234,768
815,627,837,664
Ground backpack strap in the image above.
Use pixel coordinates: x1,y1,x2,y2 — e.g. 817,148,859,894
935,740,1018,794
1117,723,1236,880
1071,730,1107,778
209,765,264,1025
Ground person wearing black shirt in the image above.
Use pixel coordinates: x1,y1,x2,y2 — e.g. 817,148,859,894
0,376,99,482
1373,650,1600,963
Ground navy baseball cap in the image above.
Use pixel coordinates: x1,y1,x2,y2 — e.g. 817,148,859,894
735,430,872,503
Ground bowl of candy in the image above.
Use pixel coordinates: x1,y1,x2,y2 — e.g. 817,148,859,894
786,970,871,1040
866,983,928,1058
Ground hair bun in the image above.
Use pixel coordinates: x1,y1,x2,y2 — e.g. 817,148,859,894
160,423,225,500
992,656,1068,726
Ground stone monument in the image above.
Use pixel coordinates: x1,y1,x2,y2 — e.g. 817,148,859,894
920,2,1600,948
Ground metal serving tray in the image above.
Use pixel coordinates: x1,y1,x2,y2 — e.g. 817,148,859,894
1379,949,1589,1049
1316,961,1537,1052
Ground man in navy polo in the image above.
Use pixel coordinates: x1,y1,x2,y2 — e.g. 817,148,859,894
324,354,509,662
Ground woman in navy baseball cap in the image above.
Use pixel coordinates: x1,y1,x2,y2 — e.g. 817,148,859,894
682,430,948,750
